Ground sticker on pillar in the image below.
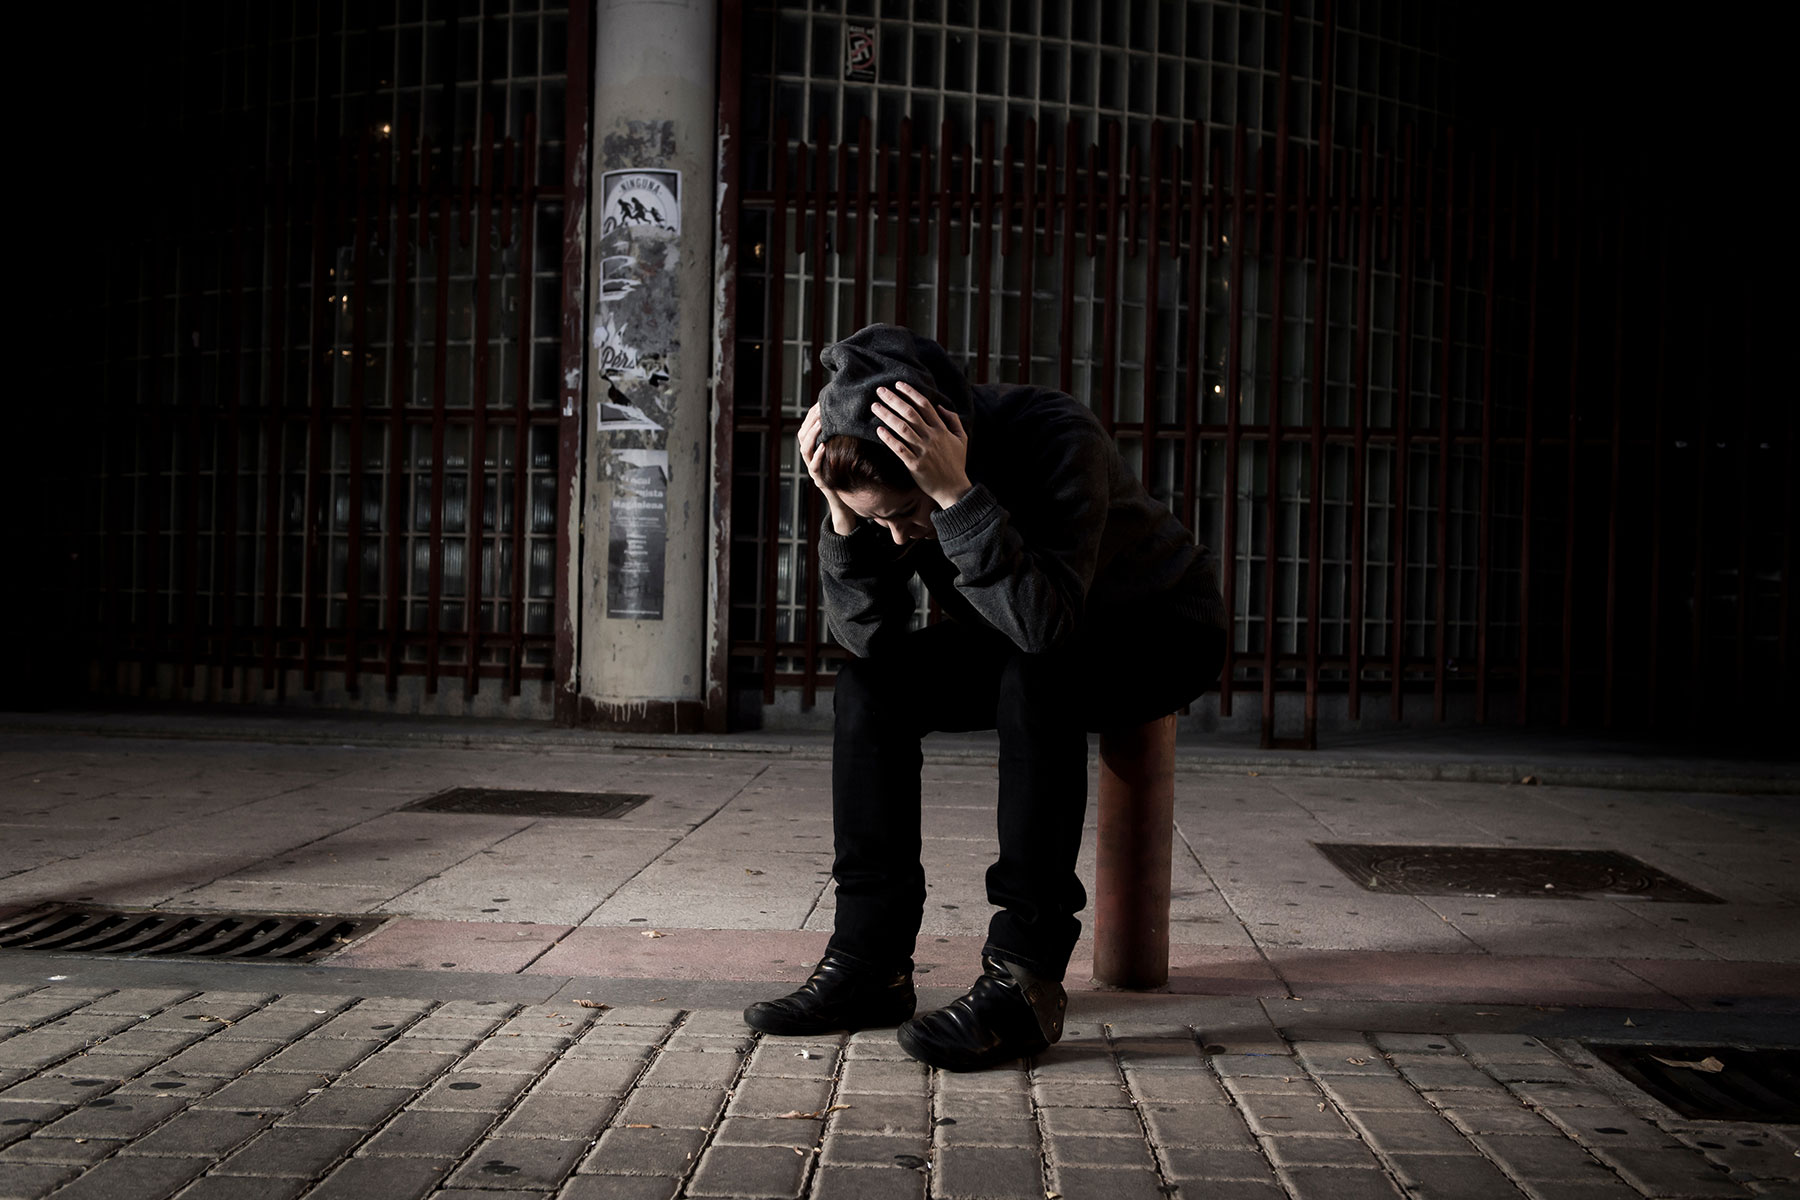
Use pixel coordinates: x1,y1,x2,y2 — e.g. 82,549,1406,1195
846,24,876,81
601,170,680,238
607,449,669,621
598,382,664,433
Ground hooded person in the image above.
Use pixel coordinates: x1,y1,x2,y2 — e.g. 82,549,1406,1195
743,323,1228,1070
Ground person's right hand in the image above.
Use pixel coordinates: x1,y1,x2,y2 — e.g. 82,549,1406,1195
799,404,859,535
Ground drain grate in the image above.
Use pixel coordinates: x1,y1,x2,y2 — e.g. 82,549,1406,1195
402,787,651,819
1586,1043,1800,1123
0,904,385,963
1313,844,1723,902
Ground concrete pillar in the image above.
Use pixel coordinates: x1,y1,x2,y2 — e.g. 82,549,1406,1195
577,0,718,730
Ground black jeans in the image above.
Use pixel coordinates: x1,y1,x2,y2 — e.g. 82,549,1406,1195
825,610,1225,983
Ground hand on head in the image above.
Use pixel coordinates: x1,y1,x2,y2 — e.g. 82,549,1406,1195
871,381,972,512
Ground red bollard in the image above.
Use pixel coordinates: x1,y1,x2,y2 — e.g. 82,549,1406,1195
1091,714,1177,990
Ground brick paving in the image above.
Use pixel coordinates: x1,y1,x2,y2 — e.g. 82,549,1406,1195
0,983,1794,1199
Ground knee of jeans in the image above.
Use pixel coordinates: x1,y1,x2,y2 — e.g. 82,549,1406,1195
996,650,1081,728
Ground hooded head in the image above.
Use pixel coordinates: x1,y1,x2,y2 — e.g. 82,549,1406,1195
816,323,971,442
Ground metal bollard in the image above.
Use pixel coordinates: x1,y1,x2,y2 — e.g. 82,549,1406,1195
1091,713,1177,990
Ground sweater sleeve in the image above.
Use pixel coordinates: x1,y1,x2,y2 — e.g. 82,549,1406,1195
929,422,1111,654
817,517,921,658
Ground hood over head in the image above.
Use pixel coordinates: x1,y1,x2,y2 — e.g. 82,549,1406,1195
816,323,971,443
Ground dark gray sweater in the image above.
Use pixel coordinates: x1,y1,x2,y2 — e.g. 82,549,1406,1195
818,382,1228,658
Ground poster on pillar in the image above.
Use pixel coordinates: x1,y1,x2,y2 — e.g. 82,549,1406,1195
606,449,669,621
595,164,682,622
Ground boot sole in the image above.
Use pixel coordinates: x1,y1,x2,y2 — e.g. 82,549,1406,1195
895,1019,1048,1072
743,1001,916,1037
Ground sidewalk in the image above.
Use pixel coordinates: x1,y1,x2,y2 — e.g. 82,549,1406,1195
0,714,1796,1198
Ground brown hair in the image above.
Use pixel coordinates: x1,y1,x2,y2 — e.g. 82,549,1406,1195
818,434,914,495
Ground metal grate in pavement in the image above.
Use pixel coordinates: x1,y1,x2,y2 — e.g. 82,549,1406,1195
1312,844,1723,902
0,904,385,962
1587,1043,1800,1123
402,787,651,818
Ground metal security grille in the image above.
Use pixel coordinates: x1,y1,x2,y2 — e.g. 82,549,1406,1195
0,904,384,963
71,1,589,710
721,0,1792,741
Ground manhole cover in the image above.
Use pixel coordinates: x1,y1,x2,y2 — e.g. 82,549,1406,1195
0,904,384,962
1586,1044,1800,1123
1312,844,1723,902
402,787,650,819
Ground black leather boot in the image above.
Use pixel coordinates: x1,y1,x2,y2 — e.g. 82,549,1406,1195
743,949,916,1036
895,954,1067,1071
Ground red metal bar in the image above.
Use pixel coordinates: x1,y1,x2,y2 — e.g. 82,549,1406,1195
302,144,339,692
386,115,415,697
1179,122,1205,534
1091,714,1177,990
1219,124,1248,717
936,119,953,346
1602,169,1626,726
1060,123,1079,395
508,117,538,696
853,116,872,332
554,0,591,721
894,119,912,327
1646,192,1669,721
1347,130,1375,719
466,116,497,698
427,141,457,695
1516,143,1542,723
346,134,372,695
975,120,994,379
219,130,249,692
1304,115,1332,747
262,165,290,692
1432,131,1456,723
1559,162,1583,726
760,123,789,704
1388,126,1416,720
1141,123,1161,487
1262,4,1293,746
1099,122,1121,434
1017,118,1038,383
1475,134,1498,722
804,122,830,711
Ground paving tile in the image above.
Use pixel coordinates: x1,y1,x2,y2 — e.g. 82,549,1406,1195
117,1108,273,1157
1587,1146,1755,1198
686,1142,811,1197
360,1107,497,1158
186,1072,320,1112
536,1056,649,1095
1039,1105,1146,1138
445,1134,587,1189
1142,1102,1257,1148
279,1085,412,1128
35,1092,188,1140
411,1071,537,1111
727,1074,832,1117
809,1163,928,1200
172,1175,309,1200
559,1175,682,1200
301,1154,448,1200
712,1115,824,1147
1470,1132,1623,1181
1345,1107,1480,1155
1274,1165,1406,1199
1044,1133,1157,1168
1386,1152,1534,1200
0,1133,127,1166
1158,1144,1281,1181
827,1091,931,1136
26,1153,206,1200
0,1161,81,1198
1237,1092,1351,1137
492,1091,619,1140
838,1058,930,1094
579,1124,709,1176
613,1085,727,1129
819,1130,930,1166
635,1049,744,1090
212,1123,364,1176
934,1143,1045,1198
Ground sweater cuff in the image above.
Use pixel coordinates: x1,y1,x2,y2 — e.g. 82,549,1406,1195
818,517,895,571
930,482,1000,544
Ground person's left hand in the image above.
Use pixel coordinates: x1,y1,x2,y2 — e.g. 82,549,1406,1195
873,381,972,511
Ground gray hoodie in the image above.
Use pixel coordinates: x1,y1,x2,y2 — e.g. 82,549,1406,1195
815,325,1227,658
